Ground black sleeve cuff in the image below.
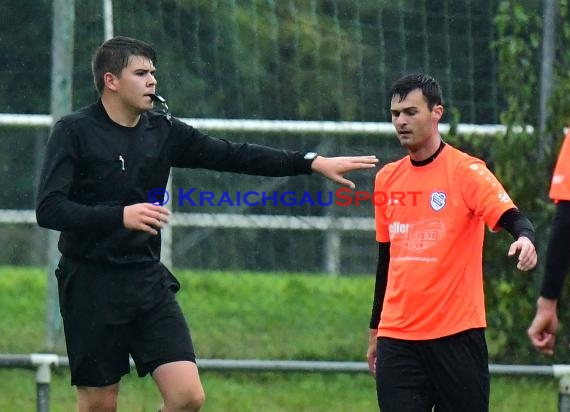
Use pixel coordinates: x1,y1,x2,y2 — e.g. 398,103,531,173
293,152,315,175
93,205,124,231
496,208,535,244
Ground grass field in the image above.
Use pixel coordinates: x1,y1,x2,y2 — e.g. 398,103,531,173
0,266,561,411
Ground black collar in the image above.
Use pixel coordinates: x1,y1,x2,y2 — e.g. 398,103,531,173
410,140,446,167
93,99,151,130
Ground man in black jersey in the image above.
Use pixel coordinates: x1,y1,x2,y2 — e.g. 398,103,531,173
36,36,378,412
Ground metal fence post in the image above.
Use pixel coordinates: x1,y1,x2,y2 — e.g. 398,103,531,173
559,374,570,412
36,363,51,412
31,354,59,412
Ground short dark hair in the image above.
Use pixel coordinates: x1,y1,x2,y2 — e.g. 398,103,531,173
389,73,443,110
91,36,157,95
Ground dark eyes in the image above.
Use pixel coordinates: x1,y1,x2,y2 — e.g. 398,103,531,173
391,110,417,117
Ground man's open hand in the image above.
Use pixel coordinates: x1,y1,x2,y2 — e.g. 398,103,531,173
311,155,378,189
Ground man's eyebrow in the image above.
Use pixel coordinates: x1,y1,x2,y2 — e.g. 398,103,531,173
133,67,156,73
391,106,418,113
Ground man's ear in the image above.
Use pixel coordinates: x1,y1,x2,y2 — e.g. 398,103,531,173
103,72,119,92
432,104,444,122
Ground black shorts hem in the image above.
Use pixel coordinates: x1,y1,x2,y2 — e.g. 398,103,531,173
139,353,197,377
71,374,124,388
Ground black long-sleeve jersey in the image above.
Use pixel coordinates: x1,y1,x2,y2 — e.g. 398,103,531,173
36,100,313,264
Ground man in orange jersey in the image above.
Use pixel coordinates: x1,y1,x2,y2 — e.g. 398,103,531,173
528,128,570,355
366,73,537,412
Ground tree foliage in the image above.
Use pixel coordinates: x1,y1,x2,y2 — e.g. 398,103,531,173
448,0,570,363
2,0,570,364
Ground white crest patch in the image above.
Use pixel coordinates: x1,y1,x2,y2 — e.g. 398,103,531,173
430,191,446,211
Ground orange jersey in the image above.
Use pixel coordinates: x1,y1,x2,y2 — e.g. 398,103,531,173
550,130,570,201
374,145,516,340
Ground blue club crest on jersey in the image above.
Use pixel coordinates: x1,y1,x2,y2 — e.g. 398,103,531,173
430,191,446,211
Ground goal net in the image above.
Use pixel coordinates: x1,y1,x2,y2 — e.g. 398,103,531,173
1,0,502,274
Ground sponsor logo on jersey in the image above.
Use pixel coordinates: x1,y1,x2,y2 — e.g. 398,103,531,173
389,221,410,235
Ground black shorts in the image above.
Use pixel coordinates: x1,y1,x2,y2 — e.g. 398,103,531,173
55,256,196,387
375,328,489,412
